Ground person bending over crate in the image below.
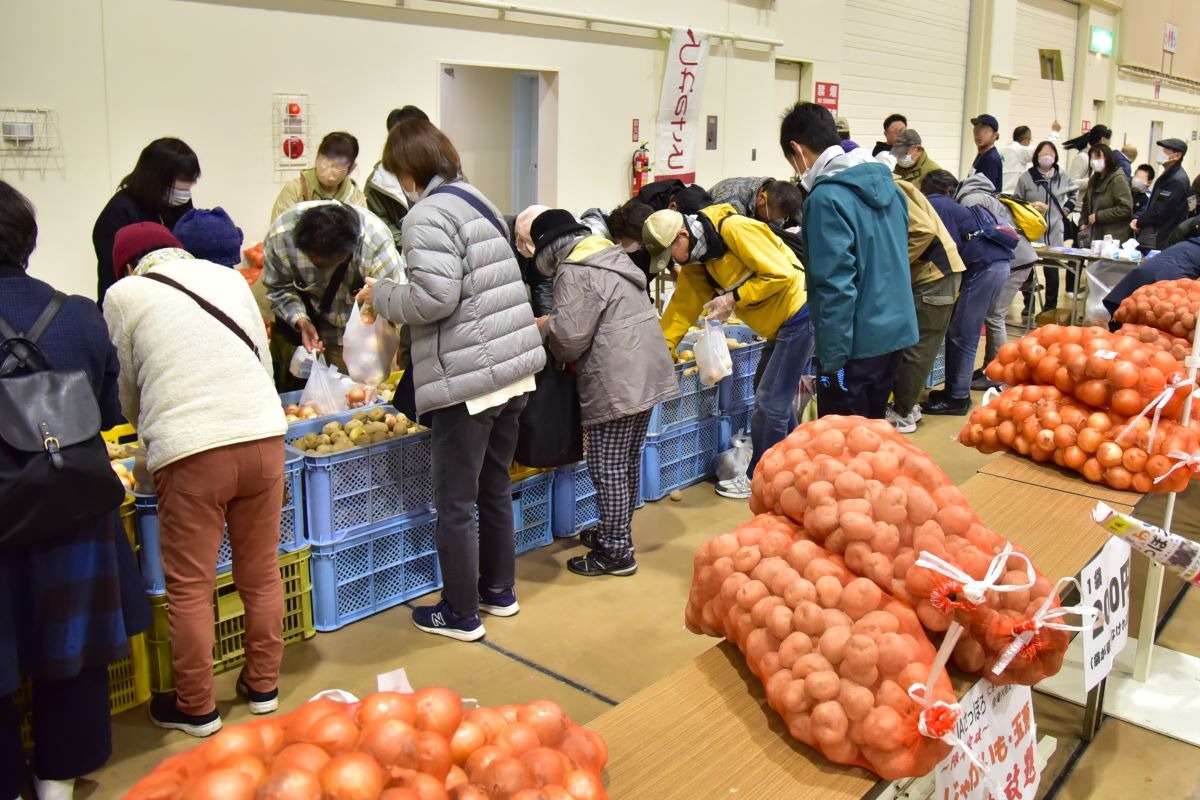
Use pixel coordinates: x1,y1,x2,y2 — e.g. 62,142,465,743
525,208,679,577
642,205,810,500
104,217,287,737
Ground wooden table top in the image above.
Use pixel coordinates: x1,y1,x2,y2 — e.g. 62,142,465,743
978,453,1144,508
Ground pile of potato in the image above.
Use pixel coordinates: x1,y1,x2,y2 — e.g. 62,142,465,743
291,408,418,455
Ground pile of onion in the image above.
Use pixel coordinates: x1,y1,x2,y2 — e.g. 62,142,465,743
124,687,608,800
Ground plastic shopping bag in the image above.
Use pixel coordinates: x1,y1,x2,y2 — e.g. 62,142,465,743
300,356,348,416
343,301,400,386
1082,258,1137,327
289,345,316,379
695,319,733,386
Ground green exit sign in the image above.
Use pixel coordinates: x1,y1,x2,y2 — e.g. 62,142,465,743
1090,27,1114,56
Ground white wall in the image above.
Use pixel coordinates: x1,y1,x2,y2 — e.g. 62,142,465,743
440,65,515,214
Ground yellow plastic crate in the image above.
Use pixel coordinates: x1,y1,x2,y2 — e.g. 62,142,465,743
509,461,547,483
146,547,315,694
17,633,150,750
102,423,138,445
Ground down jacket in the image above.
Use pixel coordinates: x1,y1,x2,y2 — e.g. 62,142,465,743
544,236,679,426
373,177,545,415
956,173,1039,267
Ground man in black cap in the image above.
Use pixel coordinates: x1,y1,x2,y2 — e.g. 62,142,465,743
1088,124,1132,180
1133,138,1192,250
969,114,1003,191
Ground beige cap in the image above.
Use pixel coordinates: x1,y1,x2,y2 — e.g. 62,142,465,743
642,209,685,274
514,204,550,258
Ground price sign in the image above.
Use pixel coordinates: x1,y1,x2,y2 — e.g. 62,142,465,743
935,682,1040,800
1082,537,1131,689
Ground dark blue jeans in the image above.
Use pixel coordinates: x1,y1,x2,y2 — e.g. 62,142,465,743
945,262,1010,399
748,307,813,476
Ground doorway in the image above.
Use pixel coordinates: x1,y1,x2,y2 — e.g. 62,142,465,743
439,64,558,216
774,60,810,119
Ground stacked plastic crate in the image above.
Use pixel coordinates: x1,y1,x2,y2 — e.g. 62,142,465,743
716,325,765,452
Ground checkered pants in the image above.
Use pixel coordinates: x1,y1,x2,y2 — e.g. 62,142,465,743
585,409,652,559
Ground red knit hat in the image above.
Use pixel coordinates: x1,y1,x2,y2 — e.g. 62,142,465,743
112,222,183,279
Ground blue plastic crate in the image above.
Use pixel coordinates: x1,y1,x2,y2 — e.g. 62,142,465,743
310,512,442,631
641,417,720,502
280,390,385,424
647,360,720,436
925,341,946,389
133,451,305,595
718,406,754,452
286,408,434,545
718,325,767,411
512,471,554,555
551,459,643,538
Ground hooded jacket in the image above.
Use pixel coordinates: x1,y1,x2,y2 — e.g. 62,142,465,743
955,173,1038,267
659,203,806,350
892,177,966,286
802,148,917,371
1081,169,1133,244
365,162,410,246
544,236,679,426
372,177,545,415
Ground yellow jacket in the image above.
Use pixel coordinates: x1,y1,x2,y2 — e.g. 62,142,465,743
892,177,966,287
660,204,806,349
269,168,366,227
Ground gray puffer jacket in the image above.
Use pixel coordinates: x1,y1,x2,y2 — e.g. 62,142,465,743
374,177,545,414
544,237,679,426
956,173,1039,268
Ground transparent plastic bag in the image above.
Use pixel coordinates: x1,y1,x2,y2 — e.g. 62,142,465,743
300,356,348,415
343,301,400,386
695,319,733,386
289,345,316,379
714,429,752,482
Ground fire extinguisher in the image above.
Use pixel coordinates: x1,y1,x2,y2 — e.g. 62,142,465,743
631,142,651,197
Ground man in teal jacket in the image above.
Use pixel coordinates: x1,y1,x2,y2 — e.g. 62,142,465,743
779,103,917,418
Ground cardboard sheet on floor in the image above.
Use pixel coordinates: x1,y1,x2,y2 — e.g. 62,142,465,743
977,453,1143,507
588,642,882,799
958,473,1132,581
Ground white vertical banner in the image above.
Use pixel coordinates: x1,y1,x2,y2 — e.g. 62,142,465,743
655,27,711,184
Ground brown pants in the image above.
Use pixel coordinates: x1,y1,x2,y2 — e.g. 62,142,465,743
155,437,286,715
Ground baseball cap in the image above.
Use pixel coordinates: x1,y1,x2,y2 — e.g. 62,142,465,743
970,114,999,132
1158,137,1188,155
642,209,685,275
835,116,851,135
891,128,923,156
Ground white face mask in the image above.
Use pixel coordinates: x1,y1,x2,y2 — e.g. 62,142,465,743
896,153,915,169
401,177,421,204
166,187,191,207
1156,151,1174,165
1091,159,1106,174
1132,176,1149,191
791,149,815,191
1038,155,1056,170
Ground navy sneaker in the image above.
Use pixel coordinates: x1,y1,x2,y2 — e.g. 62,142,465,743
148,692,222,738
412,599,486,641
236,671,279,714
479,584,520,617
567,549,638,577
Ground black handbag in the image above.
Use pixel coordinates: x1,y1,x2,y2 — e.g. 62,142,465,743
514,355,583,468
0,294,125,550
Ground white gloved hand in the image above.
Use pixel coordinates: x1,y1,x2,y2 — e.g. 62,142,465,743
703,292,737,322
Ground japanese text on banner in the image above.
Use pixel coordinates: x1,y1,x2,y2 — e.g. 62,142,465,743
1082,537,1131,690
654,27,711,184
935,682,1040,800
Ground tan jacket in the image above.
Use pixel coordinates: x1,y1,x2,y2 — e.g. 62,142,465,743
269,168,366,227
892,177,966,287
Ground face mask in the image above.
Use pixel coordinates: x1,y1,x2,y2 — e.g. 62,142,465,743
401,177,422,204
1091,159,1106,173
166,187,191,207
792,149,815,191
1156,151,1174,165
1133,177,1149,191
1038,155,1056,170
622,242,641,254
896,154,915,169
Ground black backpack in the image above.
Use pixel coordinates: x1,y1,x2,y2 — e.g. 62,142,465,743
0,293,125,550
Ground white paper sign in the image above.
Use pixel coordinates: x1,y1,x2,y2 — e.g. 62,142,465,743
377,666,415,693
935,682,1040,800
654,27,711,184
1082,537,1132,690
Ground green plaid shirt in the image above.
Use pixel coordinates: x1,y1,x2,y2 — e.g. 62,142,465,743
263,200,403,346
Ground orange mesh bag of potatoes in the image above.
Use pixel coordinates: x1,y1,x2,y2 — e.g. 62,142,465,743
747,415,1076,686
1112,277,1200,342
686,514,959,780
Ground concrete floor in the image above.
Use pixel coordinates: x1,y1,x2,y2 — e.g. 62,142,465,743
84,400,1199,798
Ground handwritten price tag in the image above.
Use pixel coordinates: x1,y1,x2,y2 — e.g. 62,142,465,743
935,682,1040,800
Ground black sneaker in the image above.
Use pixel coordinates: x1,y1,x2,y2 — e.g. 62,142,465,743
412,599,486,641
578,528,599,550
923,395,972,415
149,692,222,738
970,369,1001,392
236,671,279,714
567,549,638,577
478,584,520,617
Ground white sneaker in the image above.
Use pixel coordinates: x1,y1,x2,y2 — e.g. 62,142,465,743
34,778,74,800
716,475,752,499
912,403,923,421
885,406,917,434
